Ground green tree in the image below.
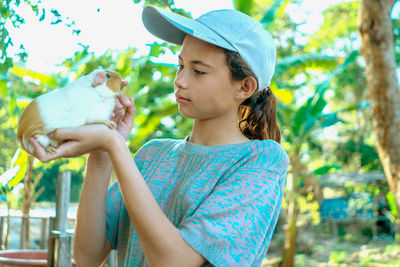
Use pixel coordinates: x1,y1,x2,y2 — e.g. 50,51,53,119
235,0,383,265
0,0,193,204
358,0,400,230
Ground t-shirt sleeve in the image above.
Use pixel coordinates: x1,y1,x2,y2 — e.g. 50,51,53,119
105,181,123,249
178,157,288,266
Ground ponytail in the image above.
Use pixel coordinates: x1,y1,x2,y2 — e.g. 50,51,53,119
224,49,281,143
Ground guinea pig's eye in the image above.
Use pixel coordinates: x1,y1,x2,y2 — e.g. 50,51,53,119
106,73,111,78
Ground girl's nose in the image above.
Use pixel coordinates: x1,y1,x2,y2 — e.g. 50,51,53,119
174,69,188,90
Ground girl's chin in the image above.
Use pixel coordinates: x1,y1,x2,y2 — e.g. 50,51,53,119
178,108,195,119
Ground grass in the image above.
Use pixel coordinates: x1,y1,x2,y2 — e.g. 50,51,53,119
263,230,400,266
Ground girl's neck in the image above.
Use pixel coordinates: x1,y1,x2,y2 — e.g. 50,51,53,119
188,114,250,146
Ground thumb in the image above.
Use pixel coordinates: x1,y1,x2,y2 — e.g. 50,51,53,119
48,128,77,141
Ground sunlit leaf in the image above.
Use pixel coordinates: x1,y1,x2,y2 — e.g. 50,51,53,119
274,88,293,104
234,0,254,15
313,165,342,176
7,149,28,187
12,66,57,87
16,97,32,109
0,166,20,186
276,54,337,76
60,157,86,172
320,112,343,127
261,0,289,25
387,191,398,218
0,79,8,96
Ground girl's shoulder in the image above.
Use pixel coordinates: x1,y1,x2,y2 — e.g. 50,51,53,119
140,138,180,149
242,139,289,174
134,138,185,158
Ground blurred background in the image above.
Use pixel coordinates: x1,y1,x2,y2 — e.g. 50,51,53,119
1,0,400,266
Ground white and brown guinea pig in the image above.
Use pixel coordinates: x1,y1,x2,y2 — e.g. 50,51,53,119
17,69,128,154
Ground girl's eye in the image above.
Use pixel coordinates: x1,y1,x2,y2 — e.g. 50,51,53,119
177,64,184,70
106,73,111,78
194,69,206,75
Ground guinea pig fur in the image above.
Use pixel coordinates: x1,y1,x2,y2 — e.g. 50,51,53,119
17,69,128,154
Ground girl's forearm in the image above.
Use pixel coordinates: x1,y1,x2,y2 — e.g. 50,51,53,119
107,134,205,267
73,152,113,266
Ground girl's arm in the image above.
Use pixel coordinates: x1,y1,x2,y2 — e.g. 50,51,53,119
72,151,113,266
107,132,206,267
73,96,136,266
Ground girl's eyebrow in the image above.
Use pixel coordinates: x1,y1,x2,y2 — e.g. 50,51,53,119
178,54,214,68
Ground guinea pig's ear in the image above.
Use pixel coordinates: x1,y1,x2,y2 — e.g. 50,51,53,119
92,71,106,87
121,80,128,90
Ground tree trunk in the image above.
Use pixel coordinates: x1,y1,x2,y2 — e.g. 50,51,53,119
357,0,400,218
20,156,34,248
283,188,298,267
282,153,302,267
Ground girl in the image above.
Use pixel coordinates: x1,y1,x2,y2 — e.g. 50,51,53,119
24,5,289,267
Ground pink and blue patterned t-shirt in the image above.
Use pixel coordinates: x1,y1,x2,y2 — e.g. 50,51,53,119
105,138,289,266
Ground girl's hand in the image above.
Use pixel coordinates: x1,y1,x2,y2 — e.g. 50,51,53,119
27,124,119,162
111,95,136,141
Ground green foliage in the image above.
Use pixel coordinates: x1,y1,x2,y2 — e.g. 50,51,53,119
313,165,342,176
393,17,400,64
297,194,320,226
4,149,27,187
279,50,359,149
136,0,174,9
0,0,81,73
260,0,291,26
329,251,348,264
233,0,255,16
35,162,83,202
335,138,381,171
307,1,360,53
387,191,398,218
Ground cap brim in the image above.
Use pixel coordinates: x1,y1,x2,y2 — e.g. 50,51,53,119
142,5,236,51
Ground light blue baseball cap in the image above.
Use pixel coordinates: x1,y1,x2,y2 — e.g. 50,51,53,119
142,5,276,89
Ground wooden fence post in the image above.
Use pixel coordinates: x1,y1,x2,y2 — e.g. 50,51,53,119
47,217,55,266
55,171,71,232
47,171,72,267
20,215,28,249
40,217,49,249
0,216,4,249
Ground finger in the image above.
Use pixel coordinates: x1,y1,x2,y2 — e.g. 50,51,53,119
30,137,83,161
115,98,123,109
112,110,124,123
53,140,84,158
48,128,79,141
121,98,135,125
112,96,130,119
29,138,55,162
110,105,124,122
118,94,130,107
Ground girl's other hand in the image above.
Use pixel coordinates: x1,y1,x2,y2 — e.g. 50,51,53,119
111,95,136,141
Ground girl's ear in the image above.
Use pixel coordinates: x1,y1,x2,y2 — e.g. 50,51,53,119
235,76,258,101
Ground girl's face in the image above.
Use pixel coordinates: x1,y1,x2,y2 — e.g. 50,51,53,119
174,35,242,121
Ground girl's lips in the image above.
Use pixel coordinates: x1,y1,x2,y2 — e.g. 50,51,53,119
175,96,190,103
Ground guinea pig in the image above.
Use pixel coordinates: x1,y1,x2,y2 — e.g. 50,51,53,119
17,69,128,154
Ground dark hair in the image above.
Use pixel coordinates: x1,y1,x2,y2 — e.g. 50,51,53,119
223,49,281,143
